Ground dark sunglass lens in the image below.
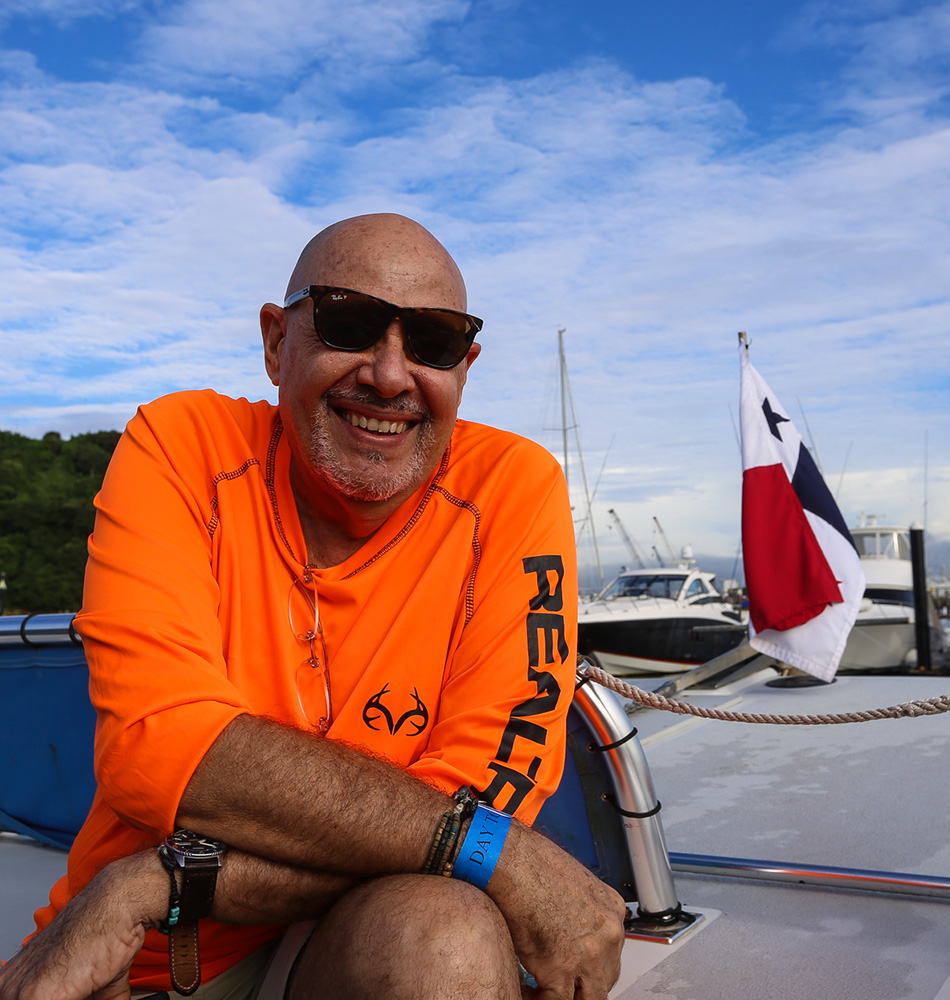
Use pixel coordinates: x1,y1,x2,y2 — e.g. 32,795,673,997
407,313,472,368
316,292,389,351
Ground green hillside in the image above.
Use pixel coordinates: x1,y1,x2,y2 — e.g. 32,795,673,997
0,429,120,613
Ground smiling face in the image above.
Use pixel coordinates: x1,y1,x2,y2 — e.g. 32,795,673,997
261,214,480,512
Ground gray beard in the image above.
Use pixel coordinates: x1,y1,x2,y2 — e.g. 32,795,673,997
307,398,441,502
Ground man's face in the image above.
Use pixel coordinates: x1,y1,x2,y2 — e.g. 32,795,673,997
264,269,479,507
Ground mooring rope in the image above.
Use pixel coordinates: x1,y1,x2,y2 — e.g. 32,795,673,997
583,664,950,725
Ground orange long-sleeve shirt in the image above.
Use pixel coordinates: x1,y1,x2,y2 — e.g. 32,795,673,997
34,390,577,987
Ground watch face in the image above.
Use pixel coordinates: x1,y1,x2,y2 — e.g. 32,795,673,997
165,829,228,861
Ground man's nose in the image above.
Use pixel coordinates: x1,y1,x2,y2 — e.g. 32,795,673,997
355,322,417,397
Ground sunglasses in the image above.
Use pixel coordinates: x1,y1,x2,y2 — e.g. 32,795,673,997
288,575,331,734
283,285,483,370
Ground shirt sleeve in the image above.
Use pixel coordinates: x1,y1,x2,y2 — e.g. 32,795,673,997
75,398,251,837
406,438,578,825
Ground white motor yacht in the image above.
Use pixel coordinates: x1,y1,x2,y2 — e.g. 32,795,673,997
839,519,948,670
577,560,747,676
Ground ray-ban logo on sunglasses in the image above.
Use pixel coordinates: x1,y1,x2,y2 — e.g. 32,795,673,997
362,683,429,736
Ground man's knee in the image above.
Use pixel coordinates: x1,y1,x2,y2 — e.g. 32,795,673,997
288,874,520,999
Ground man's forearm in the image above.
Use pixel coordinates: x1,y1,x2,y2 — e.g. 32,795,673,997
100,846,358,929
214,850,358,924
0,849,359,1000
177,713,448,876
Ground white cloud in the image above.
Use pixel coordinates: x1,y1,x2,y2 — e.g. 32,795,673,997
131,0,474,92
0,0,948,559
780,1,950,126
0,0,141,25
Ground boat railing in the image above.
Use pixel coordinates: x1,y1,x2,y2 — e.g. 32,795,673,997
0,613,82,647
572,667,699,939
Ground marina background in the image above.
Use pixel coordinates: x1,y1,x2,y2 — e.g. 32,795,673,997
1,0,948,577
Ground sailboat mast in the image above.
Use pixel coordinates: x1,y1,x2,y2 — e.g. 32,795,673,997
558,329,605,590
559,328,569,496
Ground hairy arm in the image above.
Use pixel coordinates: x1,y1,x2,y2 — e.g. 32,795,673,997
2,720,624,1000
176,713,448,874
0,848,360,1000
488,822,627,999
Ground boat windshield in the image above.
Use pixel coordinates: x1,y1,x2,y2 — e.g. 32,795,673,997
852,530,910,561
597,574,686,601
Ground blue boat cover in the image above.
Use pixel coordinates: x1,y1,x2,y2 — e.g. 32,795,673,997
0,643,97,849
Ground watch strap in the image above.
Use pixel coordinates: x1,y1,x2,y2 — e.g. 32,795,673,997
159,837,223,997
168,922,201,996
176,857,220,922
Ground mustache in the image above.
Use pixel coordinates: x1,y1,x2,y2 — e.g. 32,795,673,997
326,386,428,421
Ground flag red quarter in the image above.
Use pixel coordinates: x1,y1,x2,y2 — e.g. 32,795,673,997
741,463,843,634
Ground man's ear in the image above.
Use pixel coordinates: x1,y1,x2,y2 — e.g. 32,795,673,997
454,340,480,393
260,303,286,386
464,341,481,369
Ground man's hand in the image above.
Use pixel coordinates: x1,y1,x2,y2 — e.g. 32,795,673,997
489,822,627,1000
0,853,164,1000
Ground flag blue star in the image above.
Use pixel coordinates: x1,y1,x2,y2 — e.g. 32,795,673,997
762,398,789,441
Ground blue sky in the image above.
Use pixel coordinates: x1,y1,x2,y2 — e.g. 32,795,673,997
2,0,949,579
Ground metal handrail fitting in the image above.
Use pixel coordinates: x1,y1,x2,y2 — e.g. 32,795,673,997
0,613,81,647
574,664,680,918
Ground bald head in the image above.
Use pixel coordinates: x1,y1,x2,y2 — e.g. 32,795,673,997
287,214,468,313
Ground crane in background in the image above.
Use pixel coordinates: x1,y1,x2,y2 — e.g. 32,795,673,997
652,516,679,567
651,517,696,568
607,509,646,569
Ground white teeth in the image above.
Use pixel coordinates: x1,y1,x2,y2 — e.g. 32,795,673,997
344,412,408,435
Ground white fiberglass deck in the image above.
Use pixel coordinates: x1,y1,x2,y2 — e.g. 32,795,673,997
610,669,950,1000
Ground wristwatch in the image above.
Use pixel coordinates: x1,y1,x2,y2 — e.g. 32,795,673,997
159,829,228,996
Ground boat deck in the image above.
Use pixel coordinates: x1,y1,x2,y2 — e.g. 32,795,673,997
610,669,950,999
1,835,67,960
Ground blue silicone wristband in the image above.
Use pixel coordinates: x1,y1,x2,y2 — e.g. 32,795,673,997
451,803,512,890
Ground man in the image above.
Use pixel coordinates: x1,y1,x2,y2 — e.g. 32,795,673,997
0,214,625,999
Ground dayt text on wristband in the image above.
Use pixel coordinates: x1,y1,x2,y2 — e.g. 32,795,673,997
451,803,512,890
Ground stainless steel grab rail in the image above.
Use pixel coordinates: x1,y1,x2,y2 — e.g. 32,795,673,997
0,613,81,647
670,851,950,900
575,665,683,922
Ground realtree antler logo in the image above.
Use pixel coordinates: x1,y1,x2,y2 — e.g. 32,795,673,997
362,683,429,735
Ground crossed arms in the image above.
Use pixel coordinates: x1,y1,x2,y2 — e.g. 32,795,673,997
0,713,626,999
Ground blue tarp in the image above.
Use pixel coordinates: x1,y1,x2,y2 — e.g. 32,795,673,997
0,643,97,849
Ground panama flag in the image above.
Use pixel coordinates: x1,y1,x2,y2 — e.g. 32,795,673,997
739,337,864,681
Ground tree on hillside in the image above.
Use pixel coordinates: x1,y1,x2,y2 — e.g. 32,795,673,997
0,429,121,613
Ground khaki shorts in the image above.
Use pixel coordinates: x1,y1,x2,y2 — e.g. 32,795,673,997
131,922,315,1000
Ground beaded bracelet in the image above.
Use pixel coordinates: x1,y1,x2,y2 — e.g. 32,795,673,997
156,844,181,934
422,786,478,877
